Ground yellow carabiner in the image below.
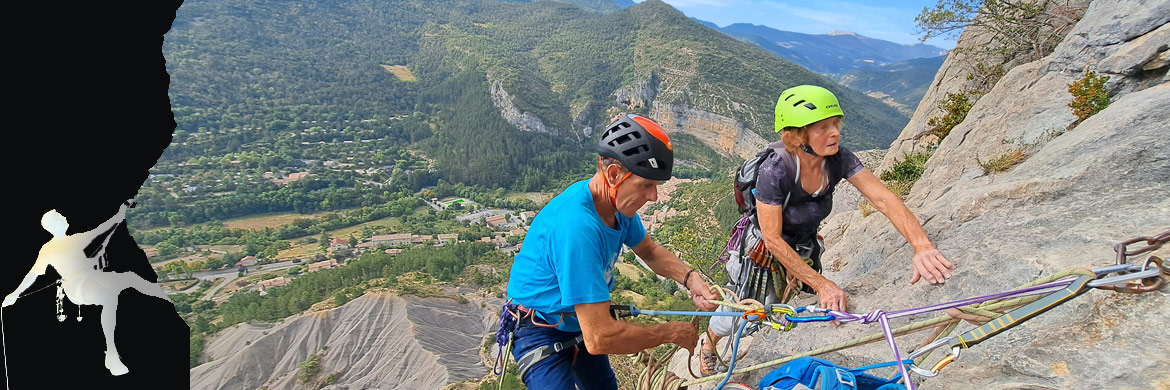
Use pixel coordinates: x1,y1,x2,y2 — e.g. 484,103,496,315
931,354,957,373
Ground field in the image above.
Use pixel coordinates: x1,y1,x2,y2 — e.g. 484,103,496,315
615,262,647,281
277,214,406,259
504,191,554,205
221,210,334,230
380,65,417,81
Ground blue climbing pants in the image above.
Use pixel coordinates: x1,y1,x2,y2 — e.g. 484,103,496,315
510,317,618,390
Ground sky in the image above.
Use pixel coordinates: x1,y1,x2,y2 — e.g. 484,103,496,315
633,0,958,49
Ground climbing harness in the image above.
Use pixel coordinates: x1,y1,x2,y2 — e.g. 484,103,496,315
616,230,1168,390
492,300,578,389
515,334,585,379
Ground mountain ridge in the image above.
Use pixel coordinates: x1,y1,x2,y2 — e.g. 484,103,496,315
164,0,908,189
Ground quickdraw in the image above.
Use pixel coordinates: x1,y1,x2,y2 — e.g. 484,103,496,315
621,230,1170,390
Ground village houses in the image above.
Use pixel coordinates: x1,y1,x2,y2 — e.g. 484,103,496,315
235,256,259,268
307,259,341,273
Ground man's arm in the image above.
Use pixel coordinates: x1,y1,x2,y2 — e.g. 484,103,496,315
575,300,697,355
630,236,718,311
74,201,130,244
3,259,48,307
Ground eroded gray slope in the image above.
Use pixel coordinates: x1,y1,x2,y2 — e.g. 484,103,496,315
191,292,496,390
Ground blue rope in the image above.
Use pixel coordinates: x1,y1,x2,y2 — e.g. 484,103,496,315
715,314,755,390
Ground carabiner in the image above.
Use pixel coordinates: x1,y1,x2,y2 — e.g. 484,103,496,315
907,337,961,377
765,304,798,331
742,308,767,321
784,305,835,323
1093,257,1165,294
767,304,797,320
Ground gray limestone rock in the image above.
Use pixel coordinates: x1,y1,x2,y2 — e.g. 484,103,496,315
683,1,1170,388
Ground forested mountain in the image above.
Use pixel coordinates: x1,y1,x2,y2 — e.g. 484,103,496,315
164,0,907,193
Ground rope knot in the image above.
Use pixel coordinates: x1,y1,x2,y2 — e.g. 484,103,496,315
861,309,887,324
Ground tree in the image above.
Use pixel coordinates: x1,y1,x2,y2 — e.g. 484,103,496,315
204,256,227,271
155,267,170,281
506,234,524,245
915,0,1084,61
156,242,180,257
165,261,190,280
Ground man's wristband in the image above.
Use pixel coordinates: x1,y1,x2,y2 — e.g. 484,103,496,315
682,269,698,288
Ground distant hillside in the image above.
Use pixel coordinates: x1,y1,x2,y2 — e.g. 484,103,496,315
716,23,948,75
837,55,947,115
165,0,907,190
688,20,947,113
543,0,621,13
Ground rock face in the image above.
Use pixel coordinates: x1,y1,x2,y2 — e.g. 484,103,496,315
615,72,660,110
686,1,1169,389
877,0,1093,172
489,77,560,136
649,101,770,160
191,292,499,390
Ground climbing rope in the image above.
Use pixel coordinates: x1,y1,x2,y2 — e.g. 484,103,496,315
620,229,1168,390
679,267,1118,389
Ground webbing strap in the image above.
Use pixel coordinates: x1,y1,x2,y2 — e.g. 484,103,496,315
516,335,584,379
951,274,1094,349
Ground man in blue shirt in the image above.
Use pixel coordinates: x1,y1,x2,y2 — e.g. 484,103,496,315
506,114,719,389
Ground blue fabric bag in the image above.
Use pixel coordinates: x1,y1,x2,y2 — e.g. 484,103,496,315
758,356,907,390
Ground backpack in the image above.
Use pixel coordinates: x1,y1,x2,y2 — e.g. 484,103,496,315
719,145,819,297
721,146,781,267
758,357,906,390
734,147,777,214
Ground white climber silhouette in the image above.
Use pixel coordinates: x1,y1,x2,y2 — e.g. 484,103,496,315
2,200,171,376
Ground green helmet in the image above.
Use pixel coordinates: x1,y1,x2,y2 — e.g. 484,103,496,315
774,85,844,132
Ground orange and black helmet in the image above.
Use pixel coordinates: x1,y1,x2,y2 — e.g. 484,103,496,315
597,114,673,181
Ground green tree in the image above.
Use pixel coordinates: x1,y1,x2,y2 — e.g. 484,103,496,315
915,0,1082,61
1068,70,1110,123
156,242,180,257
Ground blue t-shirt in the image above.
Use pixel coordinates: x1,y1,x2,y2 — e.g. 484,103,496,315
506,179,647,332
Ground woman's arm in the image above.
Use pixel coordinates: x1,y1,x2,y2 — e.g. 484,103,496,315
756,200,848,312
848,168,954,284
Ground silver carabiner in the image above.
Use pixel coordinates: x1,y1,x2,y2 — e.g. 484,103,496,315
907,337,961,377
